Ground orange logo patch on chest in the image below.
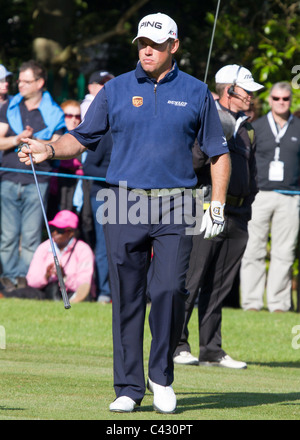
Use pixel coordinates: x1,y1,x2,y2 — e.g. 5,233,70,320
132,96,143,107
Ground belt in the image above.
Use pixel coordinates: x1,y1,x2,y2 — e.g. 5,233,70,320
131,187,186,197
226,194,244,207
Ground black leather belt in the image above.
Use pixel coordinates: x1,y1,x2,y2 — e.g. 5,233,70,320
226,194,244,207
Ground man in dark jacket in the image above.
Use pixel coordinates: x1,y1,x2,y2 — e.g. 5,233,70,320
174,64,263,369
83,131,112,303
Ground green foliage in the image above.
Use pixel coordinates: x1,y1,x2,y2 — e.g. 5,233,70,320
251,10,300,112
1,0,300,103
204,0,300,112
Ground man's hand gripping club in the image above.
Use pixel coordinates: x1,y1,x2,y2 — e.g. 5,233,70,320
18,138,52,165
18,134,86,165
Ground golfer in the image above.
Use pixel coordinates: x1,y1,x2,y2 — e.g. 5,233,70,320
19,12,230,413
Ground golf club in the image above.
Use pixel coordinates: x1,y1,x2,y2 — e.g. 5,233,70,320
21,143,71,310
203,0,221,84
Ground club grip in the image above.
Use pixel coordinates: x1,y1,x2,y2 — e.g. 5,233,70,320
54,256,71,309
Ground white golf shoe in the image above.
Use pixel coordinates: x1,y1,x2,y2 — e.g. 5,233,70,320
173,351,199,365
199,354,247,369
147,378,177,414
109,396,137,412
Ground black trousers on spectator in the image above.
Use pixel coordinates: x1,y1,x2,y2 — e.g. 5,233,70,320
174,215,248,361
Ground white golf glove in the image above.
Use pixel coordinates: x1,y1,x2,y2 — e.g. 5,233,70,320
200,201,225,239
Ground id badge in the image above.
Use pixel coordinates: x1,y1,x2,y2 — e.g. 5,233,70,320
268,160,284,181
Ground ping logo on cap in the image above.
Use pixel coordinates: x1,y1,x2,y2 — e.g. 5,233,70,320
140,21,163,30
132,96,143,107
132,13,178,44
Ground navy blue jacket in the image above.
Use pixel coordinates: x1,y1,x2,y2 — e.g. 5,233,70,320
71,61,228,189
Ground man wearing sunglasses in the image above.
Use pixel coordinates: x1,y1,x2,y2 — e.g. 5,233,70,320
55,100,83,213
241,82,300,313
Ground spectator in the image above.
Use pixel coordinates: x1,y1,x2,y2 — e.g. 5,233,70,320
74,73,114,249
0,59,66,291
58,100,83,211
241,81,300,312
83,72,114,304
223,96,262,308
174,64,262,369
0,65,13,167
0,64,13,276
0,65,13,110
80,70,115,118
83,133,112,303
0,210,94,303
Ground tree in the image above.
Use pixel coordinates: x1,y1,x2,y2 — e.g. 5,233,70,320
208,0,300,112
1,0,300,108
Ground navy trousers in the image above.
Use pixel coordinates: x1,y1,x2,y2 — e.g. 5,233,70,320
103,186,195,404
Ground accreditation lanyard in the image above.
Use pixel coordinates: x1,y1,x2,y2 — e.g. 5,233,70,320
267,112,293,181
267,111,293,160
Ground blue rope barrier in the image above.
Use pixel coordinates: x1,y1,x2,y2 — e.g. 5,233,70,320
1,168,299,193
0,167,106,182
274,190,300,195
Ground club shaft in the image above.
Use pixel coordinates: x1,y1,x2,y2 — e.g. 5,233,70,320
204,0,221,84
25,144,71,309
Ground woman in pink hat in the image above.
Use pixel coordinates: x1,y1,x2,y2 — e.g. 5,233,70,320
0,210,95,303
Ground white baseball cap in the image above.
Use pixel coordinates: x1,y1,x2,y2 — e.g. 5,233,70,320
132,13,178,44
215,64,264,92
0,64,12,81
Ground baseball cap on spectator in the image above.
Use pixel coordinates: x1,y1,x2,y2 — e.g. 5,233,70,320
215,64,264,92
132,12,178,44
0,64,12,81
48,210,79,229
88,71,114,85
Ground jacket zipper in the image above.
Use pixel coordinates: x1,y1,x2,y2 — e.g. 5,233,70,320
154,83,157,116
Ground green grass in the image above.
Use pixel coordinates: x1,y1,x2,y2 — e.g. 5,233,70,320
0,298,300,420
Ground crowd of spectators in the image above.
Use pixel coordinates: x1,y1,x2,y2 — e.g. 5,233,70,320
0,59,299,315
